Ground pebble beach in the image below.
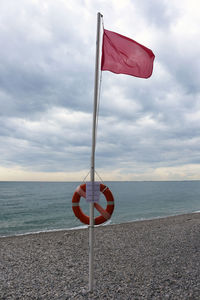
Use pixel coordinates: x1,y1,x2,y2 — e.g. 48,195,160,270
1,213,200,299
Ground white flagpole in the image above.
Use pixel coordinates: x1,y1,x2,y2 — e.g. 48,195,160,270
89,12,102,292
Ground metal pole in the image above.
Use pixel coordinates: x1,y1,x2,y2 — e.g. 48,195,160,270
89,12,102,292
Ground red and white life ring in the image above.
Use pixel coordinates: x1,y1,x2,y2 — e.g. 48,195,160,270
72,183,114,225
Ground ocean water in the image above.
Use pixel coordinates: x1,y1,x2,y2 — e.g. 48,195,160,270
0,181,200,237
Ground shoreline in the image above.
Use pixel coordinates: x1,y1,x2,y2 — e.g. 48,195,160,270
1,212,200,299
1,210,200,239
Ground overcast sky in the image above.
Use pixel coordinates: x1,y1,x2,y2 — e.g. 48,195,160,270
0,0,200,181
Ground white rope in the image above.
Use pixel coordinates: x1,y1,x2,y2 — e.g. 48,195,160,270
95,70,102,149
94,15,104,151
93,16,104,181
82,171,90,183
95,170,104,183
85,16,104,185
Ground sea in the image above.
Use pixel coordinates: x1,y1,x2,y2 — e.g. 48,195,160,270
0,181,200,237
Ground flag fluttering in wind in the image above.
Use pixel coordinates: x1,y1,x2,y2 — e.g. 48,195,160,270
101,29,155,78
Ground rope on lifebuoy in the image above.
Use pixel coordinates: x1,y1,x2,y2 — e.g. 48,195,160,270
72,183,114,225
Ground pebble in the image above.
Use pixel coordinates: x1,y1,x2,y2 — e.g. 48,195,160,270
0,213,200,299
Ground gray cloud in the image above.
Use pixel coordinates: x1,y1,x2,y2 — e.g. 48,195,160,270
0,0,200,180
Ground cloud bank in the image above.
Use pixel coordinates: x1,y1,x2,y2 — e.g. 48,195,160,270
0,0,200,181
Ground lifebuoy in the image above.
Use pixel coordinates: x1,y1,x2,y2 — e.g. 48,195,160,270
72,183,114,225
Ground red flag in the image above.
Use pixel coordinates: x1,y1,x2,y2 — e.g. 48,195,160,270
101,29,155,78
